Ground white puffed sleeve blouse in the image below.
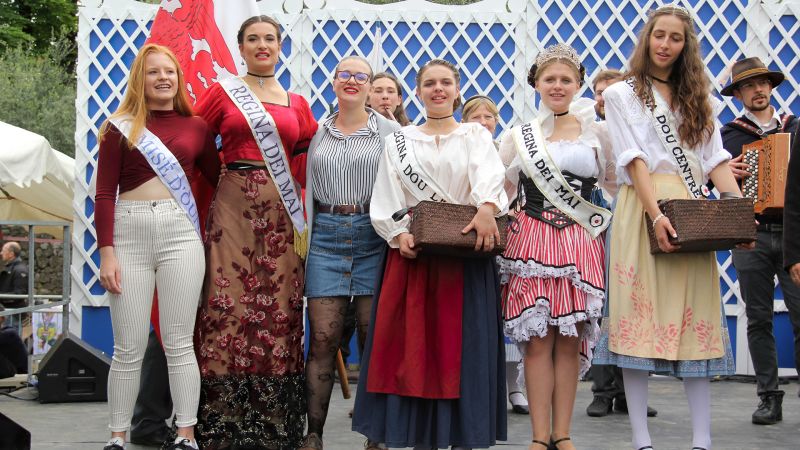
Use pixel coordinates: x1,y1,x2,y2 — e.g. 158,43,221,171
498,97,618,199
370,122,508,247
602,80,731,186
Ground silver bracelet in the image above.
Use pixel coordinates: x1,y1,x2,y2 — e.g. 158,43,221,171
652,212,666,228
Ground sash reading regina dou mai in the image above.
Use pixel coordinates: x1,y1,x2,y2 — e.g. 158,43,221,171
624,77,710,199
219,77,308,256
386,130,457,204
510,120,612,239
110,116,201,238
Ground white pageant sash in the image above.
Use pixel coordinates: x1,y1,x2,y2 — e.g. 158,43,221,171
385,130,455,204
219,77,308,249
110,116,201,237
624,78,709,199
511,121,611,238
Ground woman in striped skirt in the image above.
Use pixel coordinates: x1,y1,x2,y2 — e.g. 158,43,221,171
497,44,614,450
299,55,400,450
462,94,529,416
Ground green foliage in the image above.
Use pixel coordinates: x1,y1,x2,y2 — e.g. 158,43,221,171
0,35,76,156
0,0,78,54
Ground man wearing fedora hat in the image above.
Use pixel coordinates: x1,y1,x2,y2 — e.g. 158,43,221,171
720,56,800,426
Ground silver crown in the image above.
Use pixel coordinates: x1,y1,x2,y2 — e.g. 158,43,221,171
654,3,689,15
535,43,581,70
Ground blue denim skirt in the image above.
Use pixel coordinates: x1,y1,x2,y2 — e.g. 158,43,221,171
304,212,385,298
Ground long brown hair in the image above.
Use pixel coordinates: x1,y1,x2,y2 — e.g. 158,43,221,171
627,7,714,148
99,44,193,149
371,72,411,126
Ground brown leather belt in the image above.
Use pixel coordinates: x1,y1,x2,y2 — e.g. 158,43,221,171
316,202,370,215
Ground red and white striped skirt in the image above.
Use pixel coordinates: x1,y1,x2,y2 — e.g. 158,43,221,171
498,212,605,377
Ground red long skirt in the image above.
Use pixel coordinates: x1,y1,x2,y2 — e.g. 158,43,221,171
366,249,464,399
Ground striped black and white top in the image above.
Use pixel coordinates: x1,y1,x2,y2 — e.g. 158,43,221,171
310,111,384,205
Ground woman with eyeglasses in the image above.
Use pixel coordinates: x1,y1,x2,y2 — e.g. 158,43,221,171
299,55,400,450
193,15,318,449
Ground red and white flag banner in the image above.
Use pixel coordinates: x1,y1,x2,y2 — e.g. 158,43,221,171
146,0,260,104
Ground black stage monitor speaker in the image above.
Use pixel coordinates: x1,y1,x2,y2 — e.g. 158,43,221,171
0,411,31,449
37,333,111,403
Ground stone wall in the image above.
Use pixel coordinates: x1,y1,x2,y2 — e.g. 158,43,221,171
1,225,65,295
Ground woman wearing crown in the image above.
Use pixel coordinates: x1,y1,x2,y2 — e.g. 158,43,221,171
498,43,615,450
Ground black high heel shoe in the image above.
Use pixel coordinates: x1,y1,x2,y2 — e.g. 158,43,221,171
531,439,549,448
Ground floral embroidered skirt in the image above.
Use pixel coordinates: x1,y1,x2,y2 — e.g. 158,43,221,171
195,169,306,450
593,175,734,377
497,212,605,377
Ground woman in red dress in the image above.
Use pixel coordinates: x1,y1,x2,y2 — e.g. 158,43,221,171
193,15,318,450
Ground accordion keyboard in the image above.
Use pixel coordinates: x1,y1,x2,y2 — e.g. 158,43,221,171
741,150,760,204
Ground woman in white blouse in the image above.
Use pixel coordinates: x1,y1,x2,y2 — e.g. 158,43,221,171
497,43,614,450
352,59,508,449
592,5,750,450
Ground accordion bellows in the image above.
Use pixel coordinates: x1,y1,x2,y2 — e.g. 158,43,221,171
741,133,790,215
409,201,509,258
646,198,756,254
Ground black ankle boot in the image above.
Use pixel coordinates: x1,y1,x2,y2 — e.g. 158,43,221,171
752,391,784,425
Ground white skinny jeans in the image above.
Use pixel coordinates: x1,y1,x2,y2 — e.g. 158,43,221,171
107,199,203,431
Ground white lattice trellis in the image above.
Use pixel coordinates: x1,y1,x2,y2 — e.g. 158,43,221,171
72,0,800,374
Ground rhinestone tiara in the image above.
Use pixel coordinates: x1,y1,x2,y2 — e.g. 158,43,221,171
654,3,689,15
535,43,581,70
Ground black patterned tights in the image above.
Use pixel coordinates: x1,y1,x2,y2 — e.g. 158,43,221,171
305,296,372,436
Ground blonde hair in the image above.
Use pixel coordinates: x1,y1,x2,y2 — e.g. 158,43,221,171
461,96,498,122
592,69,623,91
100,44,193,149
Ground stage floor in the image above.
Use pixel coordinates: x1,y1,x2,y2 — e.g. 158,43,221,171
1,376,798,449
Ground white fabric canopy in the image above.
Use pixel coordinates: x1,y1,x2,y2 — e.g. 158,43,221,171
0,121,74,237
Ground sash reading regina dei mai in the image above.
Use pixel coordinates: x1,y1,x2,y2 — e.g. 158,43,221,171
511,120,611,238
110,116,201,238
624,77,710,199
386,130,457,204
219,77,308,256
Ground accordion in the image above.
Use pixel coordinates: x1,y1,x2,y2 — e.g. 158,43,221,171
740,133,791,215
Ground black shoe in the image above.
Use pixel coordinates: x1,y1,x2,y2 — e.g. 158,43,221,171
586,396,613,417
752,391,784,425
130,428,170,447
512,403,530,414
509,391,530,414
165,438,196,450
613,397,658,417
103,445,124,450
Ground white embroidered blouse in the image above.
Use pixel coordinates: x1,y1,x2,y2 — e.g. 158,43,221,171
498,97,617,199
370,122,508,247
603,80,731,186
